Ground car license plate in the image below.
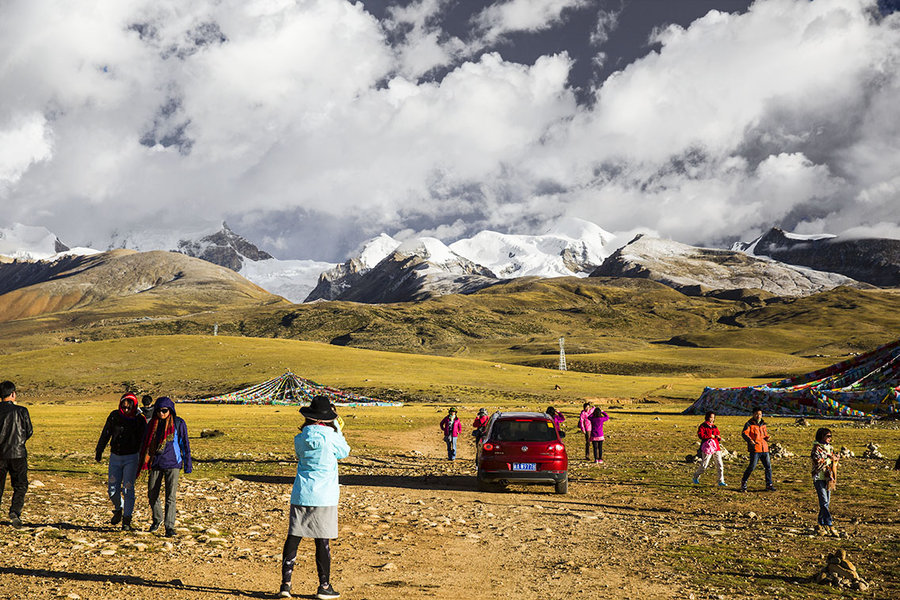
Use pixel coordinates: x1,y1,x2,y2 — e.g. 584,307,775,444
512,463,537,471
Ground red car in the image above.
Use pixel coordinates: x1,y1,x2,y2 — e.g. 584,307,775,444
476,412,568,494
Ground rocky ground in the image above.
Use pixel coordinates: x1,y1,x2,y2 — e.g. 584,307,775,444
2,426,899,600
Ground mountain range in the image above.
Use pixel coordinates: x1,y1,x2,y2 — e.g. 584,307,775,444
1,221,898,307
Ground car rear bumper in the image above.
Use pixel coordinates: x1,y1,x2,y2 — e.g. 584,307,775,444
478,469,567,484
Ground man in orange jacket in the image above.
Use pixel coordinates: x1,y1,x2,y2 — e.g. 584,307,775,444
739,407,775,492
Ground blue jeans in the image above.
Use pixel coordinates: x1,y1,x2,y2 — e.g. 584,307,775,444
107,453,140,517
814,479,832,526
445,435,457,460
741,451,772,487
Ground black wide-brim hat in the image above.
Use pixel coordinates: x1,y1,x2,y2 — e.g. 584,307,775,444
300,395,338,421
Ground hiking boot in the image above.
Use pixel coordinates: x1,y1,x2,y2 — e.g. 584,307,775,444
316,582,340,599
148,520,161,533
765,485,777,492
691,477,700,485
738,483,747,493
110,509,123,525
121,516,133,531
165,528,176,538
9,514,22,528
278,583,292,598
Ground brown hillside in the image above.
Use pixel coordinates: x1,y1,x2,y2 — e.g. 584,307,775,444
0,249,283,323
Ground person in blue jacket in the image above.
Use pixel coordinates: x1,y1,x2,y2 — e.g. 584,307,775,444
279,395,350,600
138,397,192,537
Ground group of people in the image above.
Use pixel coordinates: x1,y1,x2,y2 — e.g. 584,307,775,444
691,407,841,533
0,380,855,599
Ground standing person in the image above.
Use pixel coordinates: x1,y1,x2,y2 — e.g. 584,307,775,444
587,407,610,464
740,407,774,492
811,428,839,534
472,408,489,445
546,406,565,430
139,395,154,422
138,397,192,537
95,392,147,530
279,396,350,599
0,381,32,528
692,411,726,487
439,408,462,461
578,403,593,460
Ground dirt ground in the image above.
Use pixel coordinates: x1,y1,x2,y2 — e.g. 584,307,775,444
1,422,899,600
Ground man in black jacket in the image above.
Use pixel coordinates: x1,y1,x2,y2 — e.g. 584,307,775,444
0,381,33,528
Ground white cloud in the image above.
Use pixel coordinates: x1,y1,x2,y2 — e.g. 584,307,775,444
591,3,623,46
0,0,897,260
473,0,590,44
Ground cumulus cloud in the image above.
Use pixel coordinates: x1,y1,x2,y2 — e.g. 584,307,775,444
0,0,898,260
472,0,591,44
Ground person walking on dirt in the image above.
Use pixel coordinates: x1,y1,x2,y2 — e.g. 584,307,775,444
0,381,32,528
95,392,146,530
739,407,774,492
546,406,565,430
811,427,839,535
692,411,726,487
138,397,192,537
279,395,350,599
578,402,593,460
440,408,462,460
587,407,610,464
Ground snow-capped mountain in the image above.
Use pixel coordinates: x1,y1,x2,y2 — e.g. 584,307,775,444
109,222,272,271
449,217,616,278
321,237,498,303
732,227,900,287
239,257,335,304
0,224,69,260
305,234,401,302
593,234,865,297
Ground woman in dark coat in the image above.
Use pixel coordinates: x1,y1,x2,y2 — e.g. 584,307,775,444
95,393,146,530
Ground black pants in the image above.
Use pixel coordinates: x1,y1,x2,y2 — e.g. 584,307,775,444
0,457,28,518
592,440,604,461
282,535,331,586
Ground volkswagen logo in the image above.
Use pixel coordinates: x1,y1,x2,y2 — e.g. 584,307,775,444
521,446,528,452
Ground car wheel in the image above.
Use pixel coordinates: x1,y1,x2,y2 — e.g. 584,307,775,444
555,475,568,495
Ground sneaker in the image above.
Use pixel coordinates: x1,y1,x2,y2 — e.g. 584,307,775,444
121,516,133,531
691,477,700,485
597,459,604,464
718,482,728,487
149,520,161,533
316,583,340,599
765,485,777,492
164,528,176,538
738,484,747,493
9,514,22,528
110,509,123,525
278,583,292,598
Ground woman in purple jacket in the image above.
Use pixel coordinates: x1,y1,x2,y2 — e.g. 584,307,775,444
587,408,610,464
138,397,192,537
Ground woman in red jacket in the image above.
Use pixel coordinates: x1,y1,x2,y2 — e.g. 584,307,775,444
692,411,726,487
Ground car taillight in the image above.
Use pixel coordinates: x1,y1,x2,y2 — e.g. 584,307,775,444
551,444,564,451
482,443,494,451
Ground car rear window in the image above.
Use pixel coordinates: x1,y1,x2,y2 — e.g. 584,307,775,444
491,419,557,442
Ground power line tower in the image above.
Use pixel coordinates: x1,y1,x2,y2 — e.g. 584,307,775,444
558,337,567,371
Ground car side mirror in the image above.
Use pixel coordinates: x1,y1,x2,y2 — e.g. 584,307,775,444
559,431,566,438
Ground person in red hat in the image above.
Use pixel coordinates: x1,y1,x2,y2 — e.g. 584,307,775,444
95,392,146,530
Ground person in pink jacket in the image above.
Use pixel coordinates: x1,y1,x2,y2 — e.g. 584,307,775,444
692,411,726,487
439,408,463,460
578,403,593,460
587,408,610,464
